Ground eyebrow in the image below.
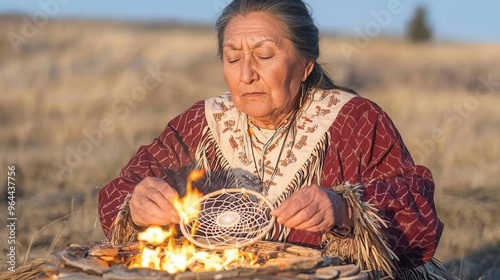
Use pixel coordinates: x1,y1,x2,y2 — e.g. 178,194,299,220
223,38,278,50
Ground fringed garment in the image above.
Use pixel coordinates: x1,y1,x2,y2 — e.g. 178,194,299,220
99,89,455,279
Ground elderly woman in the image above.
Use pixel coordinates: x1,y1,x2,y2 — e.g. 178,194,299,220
98,0,454,279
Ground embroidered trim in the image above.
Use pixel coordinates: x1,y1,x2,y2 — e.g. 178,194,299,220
204,89,356,204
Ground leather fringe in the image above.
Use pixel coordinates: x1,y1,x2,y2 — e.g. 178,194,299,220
322,183,398,279
401,258,458,280
322,183,456,280
109,193,138,245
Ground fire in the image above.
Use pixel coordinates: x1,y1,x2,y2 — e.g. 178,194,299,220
173,169,204,226
129,169,259,273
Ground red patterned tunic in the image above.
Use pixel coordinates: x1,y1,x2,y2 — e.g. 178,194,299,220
98,95,443,272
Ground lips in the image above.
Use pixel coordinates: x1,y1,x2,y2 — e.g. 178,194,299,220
243,91,265,97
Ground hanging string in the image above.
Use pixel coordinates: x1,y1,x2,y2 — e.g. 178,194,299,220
247,110,298,196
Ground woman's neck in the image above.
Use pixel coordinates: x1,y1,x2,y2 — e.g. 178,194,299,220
249,109,297,130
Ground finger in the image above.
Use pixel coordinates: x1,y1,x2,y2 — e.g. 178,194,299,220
281,200,334,231
147,187,167,204
272,199,303,224
290,213,333,232
292,193,335,230
279,203,320,229
130,198,158,226
130,177,181,226
137,200,179,225
132,197,179,226
143,179,180,221
142,177,178,200
274,185,336,230
148,179,179,201
272,188,313,223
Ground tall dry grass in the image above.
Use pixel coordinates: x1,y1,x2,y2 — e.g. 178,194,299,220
0,16,499,278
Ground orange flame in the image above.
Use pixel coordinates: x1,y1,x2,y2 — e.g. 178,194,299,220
173,169,204,225
129,169,259,273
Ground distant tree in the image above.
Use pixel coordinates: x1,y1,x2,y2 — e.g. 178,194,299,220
407,6,433,43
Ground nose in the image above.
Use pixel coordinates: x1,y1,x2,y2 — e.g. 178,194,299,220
240,56,258,84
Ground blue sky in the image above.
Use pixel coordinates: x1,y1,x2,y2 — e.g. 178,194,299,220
1,0,499,43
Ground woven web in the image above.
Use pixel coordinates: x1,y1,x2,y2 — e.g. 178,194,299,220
180,188,276,249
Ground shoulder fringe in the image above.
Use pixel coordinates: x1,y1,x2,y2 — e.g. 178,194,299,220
322,183,398,279
194,126,238,189
108,127,231,246
109,193,138,245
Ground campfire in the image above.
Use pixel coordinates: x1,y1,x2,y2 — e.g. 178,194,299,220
40,241,368,279
128,226,259,273
36,170,368,279
127,169,260,273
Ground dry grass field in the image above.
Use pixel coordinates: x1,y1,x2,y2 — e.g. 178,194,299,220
1,16,499,279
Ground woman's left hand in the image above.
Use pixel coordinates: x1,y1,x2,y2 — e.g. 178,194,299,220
271,184,347,232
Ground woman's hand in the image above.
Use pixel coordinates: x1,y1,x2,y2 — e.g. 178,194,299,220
129,177,180,227
271,184,349,232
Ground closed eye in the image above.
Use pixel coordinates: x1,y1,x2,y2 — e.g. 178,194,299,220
258,56,273,60
227,58,240,64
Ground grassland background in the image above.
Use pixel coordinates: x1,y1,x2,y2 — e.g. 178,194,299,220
0,16,499,279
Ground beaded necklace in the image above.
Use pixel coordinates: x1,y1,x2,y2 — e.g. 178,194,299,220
247,111,297,196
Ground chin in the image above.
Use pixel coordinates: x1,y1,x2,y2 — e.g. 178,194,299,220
244,106,270,118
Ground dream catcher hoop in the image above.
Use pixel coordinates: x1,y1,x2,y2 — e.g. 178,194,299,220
179,188,276,250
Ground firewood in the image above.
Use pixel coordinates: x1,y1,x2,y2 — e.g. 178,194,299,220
35,241,368,279
331,264,360,278
103,265,172,280
264,256,319,269
89,247,119,258
250,241,323,258
61,244,109,275
174,265,281,280
56,272,105,279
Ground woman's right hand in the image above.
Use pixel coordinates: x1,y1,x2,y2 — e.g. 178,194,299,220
129,177,180,227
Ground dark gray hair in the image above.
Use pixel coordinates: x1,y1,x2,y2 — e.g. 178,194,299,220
215,0,342,91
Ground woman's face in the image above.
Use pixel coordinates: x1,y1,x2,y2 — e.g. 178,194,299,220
222,12,313,129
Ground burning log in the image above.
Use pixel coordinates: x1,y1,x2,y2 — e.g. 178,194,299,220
34,241,368,279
